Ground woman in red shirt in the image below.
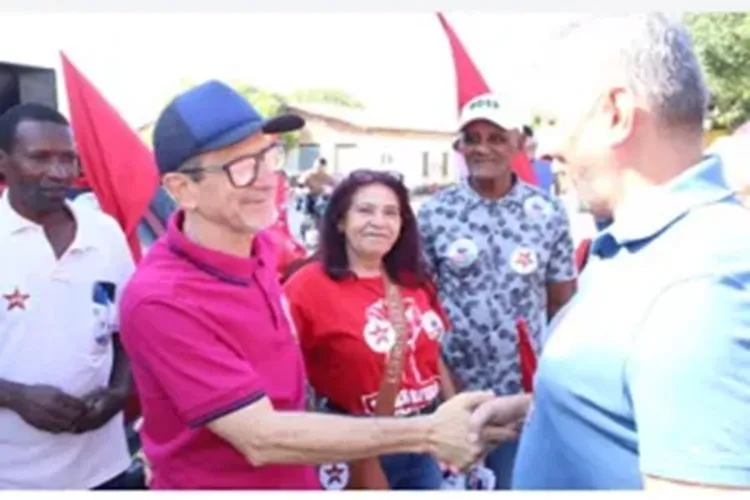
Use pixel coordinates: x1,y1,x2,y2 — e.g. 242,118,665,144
284,170,455,490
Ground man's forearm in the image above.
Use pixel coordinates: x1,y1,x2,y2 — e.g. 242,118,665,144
109,335,131,396
0,379,25,410
256,412,433,465
547,294,572,321
210,401,434,467
546,281,577,322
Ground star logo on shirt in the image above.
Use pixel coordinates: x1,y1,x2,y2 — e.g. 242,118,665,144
510,247,539,275
371,323,392,346
516,251,533,267
319,462,349,490
3,287,30,311
363,316,396,354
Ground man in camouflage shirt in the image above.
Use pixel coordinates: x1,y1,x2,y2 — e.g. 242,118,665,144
417,94,577,489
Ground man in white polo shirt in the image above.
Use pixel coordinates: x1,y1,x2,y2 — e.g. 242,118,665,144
0,103,134,489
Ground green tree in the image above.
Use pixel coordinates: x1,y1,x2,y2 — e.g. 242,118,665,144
229,82,300,149
232,84,364,149
286,88,364,109
230,83,364,151
684,12,750,130
231,81,287,117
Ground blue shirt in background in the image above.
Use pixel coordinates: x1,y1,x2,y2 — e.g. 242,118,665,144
532,159,555,195
512,156,750,489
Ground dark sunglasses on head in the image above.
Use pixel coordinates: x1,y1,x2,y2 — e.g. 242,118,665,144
347,168,404,184
178,141,285,188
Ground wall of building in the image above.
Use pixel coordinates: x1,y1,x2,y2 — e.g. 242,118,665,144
295,113,456,188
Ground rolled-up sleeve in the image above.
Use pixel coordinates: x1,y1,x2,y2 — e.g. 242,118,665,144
121,299,266,428
626,274,750,487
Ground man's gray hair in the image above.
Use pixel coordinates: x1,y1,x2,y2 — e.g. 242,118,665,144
557,13,709,129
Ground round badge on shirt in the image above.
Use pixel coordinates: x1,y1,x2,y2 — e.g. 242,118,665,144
363,317,397,354
318,462,349,490
446,238,479,269
523,196,552,219
421,310,446,341
509,247,539,275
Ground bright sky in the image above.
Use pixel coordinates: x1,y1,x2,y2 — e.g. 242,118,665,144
1,12,578,128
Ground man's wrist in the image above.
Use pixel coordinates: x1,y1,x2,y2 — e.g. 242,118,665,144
416,414,440,456
0,380,26,411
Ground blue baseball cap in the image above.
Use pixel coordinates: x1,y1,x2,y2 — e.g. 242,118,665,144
152,80,305,174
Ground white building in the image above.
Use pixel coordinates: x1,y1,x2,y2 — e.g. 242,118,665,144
283,102,458,189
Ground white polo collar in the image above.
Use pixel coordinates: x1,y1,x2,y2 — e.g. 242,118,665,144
0,190,99,253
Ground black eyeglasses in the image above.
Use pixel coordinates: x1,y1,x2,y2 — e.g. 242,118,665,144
179,142,286,188
348,169,404,184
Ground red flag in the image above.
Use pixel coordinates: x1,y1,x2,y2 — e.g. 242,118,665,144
436,13,491,114
437,13,539,187
512,150,540,186
516,317,537,393
61,52,159,262
575,238,593,272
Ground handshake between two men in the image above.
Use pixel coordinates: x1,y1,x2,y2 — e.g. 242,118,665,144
137,389,532,489
421,391,532,471
205,389,533,485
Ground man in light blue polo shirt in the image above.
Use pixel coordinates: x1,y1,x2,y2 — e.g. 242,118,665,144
471,13,750,491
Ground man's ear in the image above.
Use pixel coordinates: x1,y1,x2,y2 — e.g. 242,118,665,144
162,172,198,211
606,87,637,147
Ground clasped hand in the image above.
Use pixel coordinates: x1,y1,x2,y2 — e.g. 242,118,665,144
13,384,125,434
428,392,531,472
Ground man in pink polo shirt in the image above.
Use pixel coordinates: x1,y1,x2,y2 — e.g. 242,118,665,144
119,80,530,490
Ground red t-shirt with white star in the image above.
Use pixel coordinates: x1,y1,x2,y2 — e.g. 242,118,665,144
283,262,450,415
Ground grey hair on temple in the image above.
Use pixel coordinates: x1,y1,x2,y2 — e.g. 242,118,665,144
556,13,709,130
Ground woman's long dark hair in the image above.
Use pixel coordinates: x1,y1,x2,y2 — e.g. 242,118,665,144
319,170,428,288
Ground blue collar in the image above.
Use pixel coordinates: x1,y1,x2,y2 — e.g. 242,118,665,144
592,155,734,258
